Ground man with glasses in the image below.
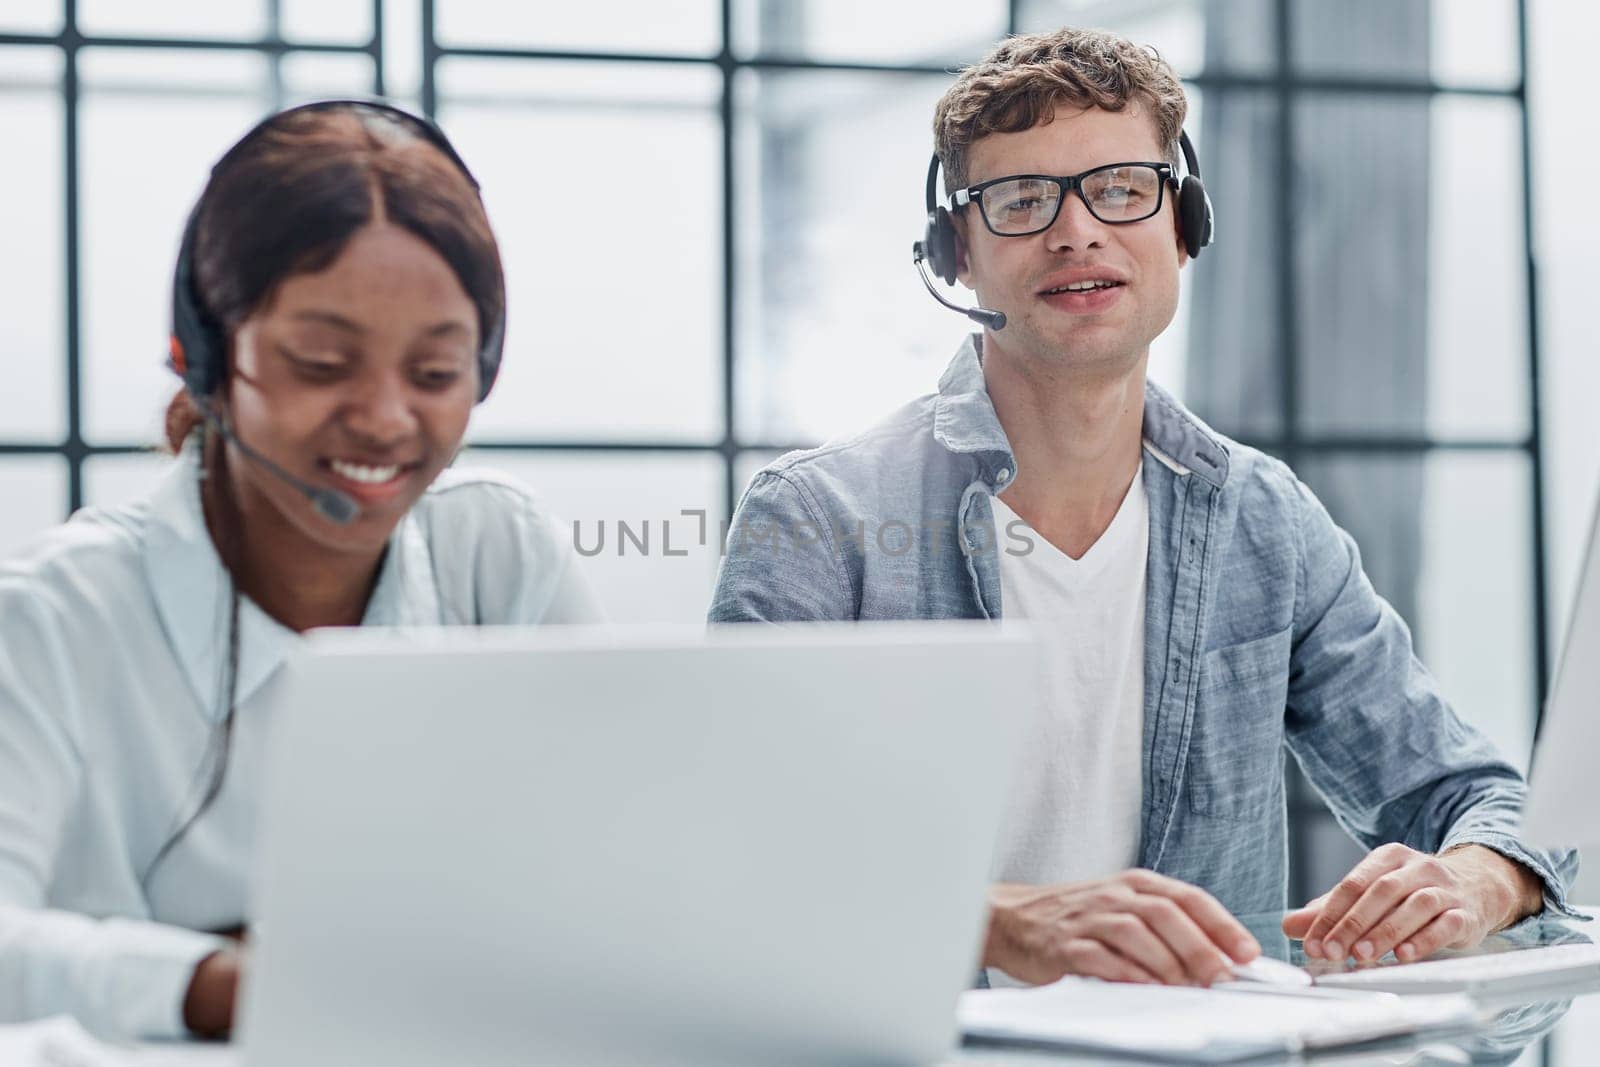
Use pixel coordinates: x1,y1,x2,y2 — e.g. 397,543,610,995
710,27,1575,988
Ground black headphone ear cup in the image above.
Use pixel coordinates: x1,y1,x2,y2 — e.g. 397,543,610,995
928,205,959,285
171,210,226,399
1178,175,1212,259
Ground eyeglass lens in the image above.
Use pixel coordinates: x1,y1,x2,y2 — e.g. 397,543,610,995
980,164,1164,234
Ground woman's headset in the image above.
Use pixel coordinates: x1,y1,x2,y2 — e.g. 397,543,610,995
168,98,506,404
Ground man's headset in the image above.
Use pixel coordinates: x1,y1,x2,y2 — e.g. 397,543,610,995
911,128,1214,330
168,98,505,525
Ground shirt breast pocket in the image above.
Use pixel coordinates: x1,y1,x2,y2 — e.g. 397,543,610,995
1186,625,1292,820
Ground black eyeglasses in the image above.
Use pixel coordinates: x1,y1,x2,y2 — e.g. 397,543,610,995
953,162,1175,236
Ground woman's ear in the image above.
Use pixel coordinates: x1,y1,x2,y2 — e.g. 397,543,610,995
212,345,235,419
225,326,252,386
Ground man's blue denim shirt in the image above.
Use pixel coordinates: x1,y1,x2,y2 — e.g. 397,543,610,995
709,334,1578,919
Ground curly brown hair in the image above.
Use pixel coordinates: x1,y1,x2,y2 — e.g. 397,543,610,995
933,27,1188,191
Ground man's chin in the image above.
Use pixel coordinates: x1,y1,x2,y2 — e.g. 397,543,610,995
1018,329,1144,372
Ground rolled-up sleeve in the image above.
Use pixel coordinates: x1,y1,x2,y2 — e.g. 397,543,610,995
0,583,225,1038
1280,477,1579,916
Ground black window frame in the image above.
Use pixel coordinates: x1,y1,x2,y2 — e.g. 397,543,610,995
0,0,1549,924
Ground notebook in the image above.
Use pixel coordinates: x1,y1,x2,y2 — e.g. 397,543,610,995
959,976,1478,1063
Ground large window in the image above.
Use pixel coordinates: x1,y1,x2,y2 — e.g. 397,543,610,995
0,1,1547,908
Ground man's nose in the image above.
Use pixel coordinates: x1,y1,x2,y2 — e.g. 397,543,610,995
1043,191,1110,252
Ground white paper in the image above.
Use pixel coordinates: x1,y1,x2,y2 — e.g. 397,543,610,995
959,977,1477,1062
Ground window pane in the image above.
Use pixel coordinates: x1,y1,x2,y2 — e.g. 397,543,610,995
0,0,62,34
459,449,727,623
1019,0,1277,78
0,456,67,560
733,0,1003,65
281,0,373,43
82,450,178,511
1290,0,1426,79
438,59,722,444
381,0,424,102
279,51,377,100
1297,451,1535,767
78,0,268,39
437,0,718,56
79,49,272,445
0,47,65,443
734,69,954,445
1293,94,1527,439
1425,97,1527,438
1292,0,1518,88
1429,0,1519,88
1175,89,1286,441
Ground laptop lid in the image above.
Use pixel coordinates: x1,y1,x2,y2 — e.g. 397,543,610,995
240,623,1036,1066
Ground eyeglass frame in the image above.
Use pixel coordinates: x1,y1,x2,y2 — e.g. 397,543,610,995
951,161,1177,237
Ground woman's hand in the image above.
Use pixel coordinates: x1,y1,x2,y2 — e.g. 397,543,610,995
183,946,246,1038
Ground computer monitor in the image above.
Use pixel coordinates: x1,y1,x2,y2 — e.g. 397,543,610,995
1521,493,1600,851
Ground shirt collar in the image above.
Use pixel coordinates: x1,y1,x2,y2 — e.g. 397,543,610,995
140,442,442,719
934,334,1015,461
932,333,1231,489
1141,376,1231,488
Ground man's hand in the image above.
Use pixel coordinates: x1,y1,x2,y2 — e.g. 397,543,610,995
1283,843,1545,964
983,869,1260,987
183,946,246,1039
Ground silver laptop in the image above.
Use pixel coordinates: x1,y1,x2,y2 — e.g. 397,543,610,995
240,624,1037,1066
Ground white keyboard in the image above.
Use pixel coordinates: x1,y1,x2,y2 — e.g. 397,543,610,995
1313,942,1600,996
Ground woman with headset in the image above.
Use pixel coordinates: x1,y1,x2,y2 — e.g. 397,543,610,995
0,101,600,1039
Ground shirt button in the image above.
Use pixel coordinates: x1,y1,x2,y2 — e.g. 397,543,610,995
996,467,1011,483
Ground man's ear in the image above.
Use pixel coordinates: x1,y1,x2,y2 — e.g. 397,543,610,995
953,213,975,287
1173,203,1190,269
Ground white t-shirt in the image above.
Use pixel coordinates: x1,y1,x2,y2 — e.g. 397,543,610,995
988,465,1148,898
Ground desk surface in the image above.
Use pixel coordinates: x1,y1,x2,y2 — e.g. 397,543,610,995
123,909,1600,1067
951,907,1599,1066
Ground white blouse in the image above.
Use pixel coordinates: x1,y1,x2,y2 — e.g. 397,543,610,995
0,446,601,1039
